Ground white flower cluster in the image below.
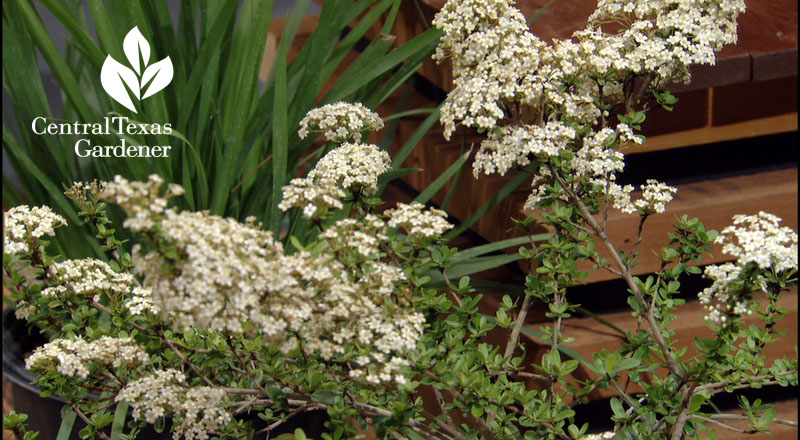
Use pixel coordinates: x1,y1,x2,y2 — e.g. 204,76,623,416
14,301,36,320
40,258,135,301
125,286,160,315
349,313,425,385
116,369,230,440
699,213,798,324
106,174,423,385
698,262,747,324
432,0,552,139
587,0,745,83
100,174,184,231
385,202,454,239
280,142,391,218
298,101,384,143
473,122,577,177
716,212,799,273
278,177,345,219
320,215,388,259
26,337,149,378
594,178,676,216
633,179,678,214
131,209,285,334
3,205,67,254
434,0,742,214
308,142,391,195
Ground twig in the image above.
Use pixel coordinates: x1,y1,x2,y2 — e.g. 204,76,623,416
504,293,534,359
708,414,798,427
73,405,111,440
430,386,462,439
551,168,682,378
161,335,215,387
690,415,756,434
421,409,466,440
441,269,463,308
669,384,696,440
694,370,798,393
227,334,266,394
231,155,273,193
256,403,326,436
632,214,648,260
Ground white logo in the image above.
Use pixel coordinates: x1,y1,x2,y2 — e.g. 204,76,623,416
100,27,173,113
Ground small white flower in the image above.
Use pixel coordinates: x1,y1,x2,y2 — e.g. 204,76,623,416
298,102,384,143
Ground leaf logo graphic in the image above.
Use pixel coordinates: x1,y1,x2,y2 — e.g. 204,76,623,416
100,27,173,113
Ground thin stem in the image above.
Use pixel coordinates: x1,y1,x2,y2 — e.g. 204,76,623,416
690,415,756,434
632,214,648,259
255,403,326,436
226,334,266,394
421,409,466,440
707,414,798,427
551,168,682,378
504,293,534,359
161,335,215,387
694,370,798,393
441,269,464,308
73,405,111,440
669,385,696,440
231,155,273,193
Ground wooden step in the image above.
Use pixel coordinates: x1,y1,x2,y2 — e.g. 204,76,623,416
526,167,799,284
522,288,798,400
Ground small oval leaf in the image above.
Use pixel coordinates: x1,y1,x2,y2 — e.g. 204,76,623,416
123,26,150,74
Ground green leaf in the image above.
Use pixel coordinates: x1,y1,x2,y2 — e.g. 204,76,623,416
610,398,626,419
399,427,426,440
611,357,640,374
757,407,776,428
688,394,705,413
311,390,341,405
265,383,289,408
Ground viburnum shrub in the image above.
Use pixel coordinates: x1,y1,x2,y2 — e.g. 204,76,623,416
3,0,798,439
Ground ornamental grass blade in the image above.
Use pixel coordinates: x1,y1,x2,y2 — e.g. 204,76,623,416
211,0,273,215
56,406,77,440
450,233,551,262
321,27,443,104
413,148,471,205
528,0,557,25
176,3,237,131
38,0,105,70
110,402,129,440
444,171,531,241
391,106,441,169
269,40,289,235
16,0,96,122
